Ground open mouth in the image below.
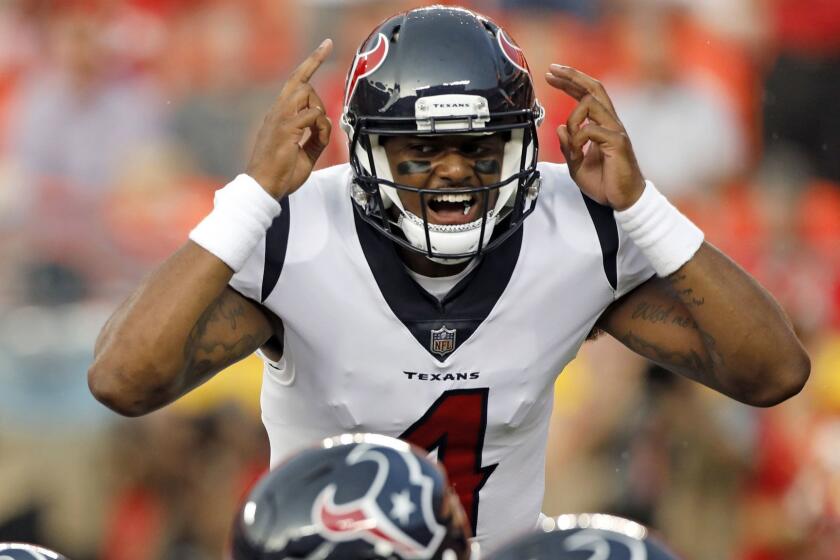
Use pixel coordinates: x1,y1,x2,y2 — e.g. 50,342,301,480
425,192,486,225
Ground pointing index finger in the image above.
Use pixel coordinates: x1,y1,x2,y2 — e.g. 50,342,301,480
288,38,333,86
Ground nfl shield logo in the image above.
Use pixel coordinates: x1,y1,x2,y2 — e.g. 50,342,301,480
430,325,457,358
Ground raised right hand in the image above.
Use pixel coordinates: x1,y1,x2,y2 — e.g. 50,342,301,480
246,38,333,199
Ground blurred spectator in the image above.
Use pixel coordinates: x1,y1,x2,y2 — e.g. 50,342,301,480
0,3,40,150
101,143,213,268
617,366,754,558
760,0,840,184
4,8,168,296
545,341,754,558
737,333,840,559
8,10,165,192
495,0,602,24
605,5,747,199
168,2,287,180
99,405,268,560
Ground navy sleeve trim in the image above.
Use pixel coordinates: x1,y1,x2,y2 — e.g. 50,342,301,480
261,196,290,302
580,193,618,291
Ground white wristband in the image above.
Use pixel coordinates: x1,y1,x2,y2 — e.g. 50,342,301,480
189,174,282,272
614,181,704,277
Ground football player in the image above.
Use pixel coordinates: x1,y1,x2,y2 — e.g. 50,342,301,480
488,513,680,560
89,5,809,553
0,543,68,560
229,433,471,560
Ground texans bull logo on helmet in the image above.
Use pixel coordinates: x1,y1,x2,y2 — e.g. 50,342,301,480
311,442,446,559
496,30,528,74
344,33,389,108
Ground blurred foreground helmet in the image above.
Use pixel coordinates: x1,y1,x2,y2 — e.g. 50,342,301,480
487,514,681,560
0,543,68,559
342,5,544,263
230,433,471,560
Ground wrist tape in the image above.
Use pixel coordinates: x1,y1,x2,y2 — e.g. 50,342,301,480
614,181,704,277
189,174,281,272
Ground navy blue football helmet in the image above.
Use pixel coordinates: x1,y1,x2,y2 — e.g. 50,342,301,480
0,543,68,559
487,514,681,560
342,5,544,262
230,434,471,560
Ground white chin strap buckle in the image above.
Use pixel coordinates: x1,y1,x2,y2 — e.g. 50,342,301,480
527,176,541,199
351,183,371,206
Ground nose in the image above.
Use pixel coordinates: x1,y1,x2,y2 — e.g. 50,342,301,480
433,150,475,185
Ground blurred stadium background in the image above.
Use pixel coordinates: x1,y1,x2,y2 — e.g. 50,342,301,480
0,0,839,558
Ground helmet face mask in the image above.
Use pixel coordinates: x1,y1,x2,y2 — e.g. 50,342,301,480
342,6,544,263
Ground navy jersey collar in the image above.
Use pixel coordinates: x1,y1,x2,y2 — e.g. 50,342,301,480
354,211,523,362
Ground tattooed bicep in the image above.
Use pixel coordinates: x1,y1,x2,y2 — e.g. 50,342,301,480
183,287,274,380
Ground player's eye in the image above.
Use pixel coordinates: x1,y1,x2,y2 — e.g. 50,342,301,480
461,142,500,157
408,144,438,155
460,145,487,156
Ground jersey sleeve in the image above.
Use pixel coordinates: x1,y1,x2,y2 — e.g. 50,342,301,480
536,161,655,301
229,197,291,303
227,163,350,306
614,224,656,299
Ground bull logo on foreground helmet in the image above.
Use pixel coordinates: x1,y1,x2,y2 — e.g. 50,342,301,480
486,514,682,560
230,433,471,560
311,442,446,558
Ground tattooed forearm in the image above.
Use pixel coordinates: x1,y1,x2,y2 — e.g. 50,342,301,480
619,330,718,384
667,272,705,307
632,302,673,323
631,301,698,329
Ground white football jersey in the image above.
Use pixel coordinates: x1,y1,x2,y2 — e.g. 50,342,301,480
229,162,654,551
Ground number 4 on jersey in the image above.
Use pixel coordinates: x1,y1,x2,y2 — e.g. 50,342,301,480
400,388,497,534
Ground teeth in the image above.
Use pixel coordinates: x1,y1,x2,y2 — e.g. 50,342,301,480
431,193,472,203
463,203,471,215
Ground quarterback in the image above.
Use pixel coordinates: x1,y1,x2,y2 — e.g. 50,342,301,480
89,6,809,551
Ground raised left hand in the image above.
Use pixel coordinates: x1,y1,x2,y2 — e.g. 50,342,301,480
545,65,645,210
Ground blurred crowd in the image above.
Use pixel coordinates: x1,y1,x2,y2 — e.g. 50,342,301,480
0,0,838,558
